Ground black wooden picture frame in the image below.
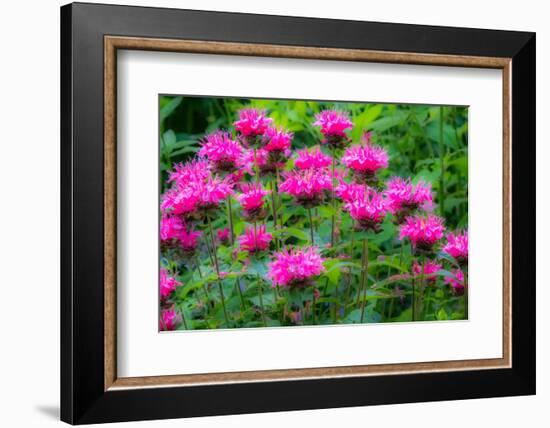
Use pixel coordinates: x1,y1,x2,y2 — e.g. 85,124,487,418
61,2,535,424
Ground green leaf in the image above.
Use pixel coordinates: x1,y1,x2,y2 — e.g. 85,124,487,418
282,227,309,242
160,96,183,123
436,307,448,320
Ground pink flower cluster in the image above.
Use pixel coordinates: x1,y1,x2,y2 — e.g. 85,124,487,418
313,110,353,138
160,268,181,299
445,269,465,295
344,189,388,232
280,169,333,207
234,108,273,139
385,177,433,215
399,214,445,251
341,135,388,179
160,308,181,331
161,165,234,217
238,224,273,253
160,214,184,242
263,126,293,155
267,247,325,288
413,260,442,284
294,146,333,170
199,131,244,172
335,181,369,203
443,231,468,264
237,182,270,212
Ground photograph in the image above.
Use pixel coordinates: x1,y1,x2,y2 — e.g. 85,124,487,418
158,96,469,330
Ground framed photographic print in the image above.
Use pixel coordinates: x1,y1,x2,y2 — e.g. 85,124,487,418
60,2,536,424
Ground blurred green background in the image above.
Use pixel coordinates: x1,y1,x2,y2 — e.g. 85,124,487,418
160,95,468,229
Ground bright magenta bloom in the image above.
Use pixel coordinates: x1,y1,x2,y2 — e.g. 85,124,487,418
399,214,445,251
167,159,211,189
192,175,234,211
413,260,442,284
444,269,465,296
160,214,184,242
267,247,325,288
294,146,332,170
237,183,270,211
199,131,244,172
159,308,181,331
263,126,293,155
238,224,272,253
160,186,200,216
234,108,273,138
239,148,278,175
335,181,369,203
341,135,388,179
217,228,230,244
385,177,433,216
279,169,333,207
163,167,233,216
160,268,181,298
179,228,201,253
443,230,468,264
313,109,353,138
344,189,388,232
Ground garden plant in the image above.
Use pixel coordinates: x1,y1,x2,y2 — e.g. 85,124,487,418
159,96,469,330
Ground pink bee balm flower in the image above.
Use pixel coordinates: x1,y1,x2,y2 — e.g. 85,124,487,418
413,260,442,284
445,269,465,296
167,159,211,189
263,126,293,155
267,247,325,288
443,230,468,265
335,181,369,203
192,175,234,212
238,148,282,175
234,108,273,139
344,189,388,232
341,135,388,183
238,224,272,253
313,110,353,147
160,186,200,217
279,169,333,208
294,146,333,170
160,268,181,299
385,177,433,221
179,228,201,253
237,182,270,221
217,228,230,244
159,308,181,331
199,131,244,172
399,214,445,252
160,214,184,242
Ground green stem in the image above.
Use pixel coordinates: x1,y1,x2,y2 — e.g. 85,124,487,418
253,148,260,184
439,106,446,217
388,295,395,320
235,279,246,312
180,308,188,330
417,255,426,320
356,238,367,305
307,207,315,245
257,273,267,327
207,215,230,327
227,197,234,245
312,288,316,325
276,167,284,232
270,179,279,251
360,238,369,323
